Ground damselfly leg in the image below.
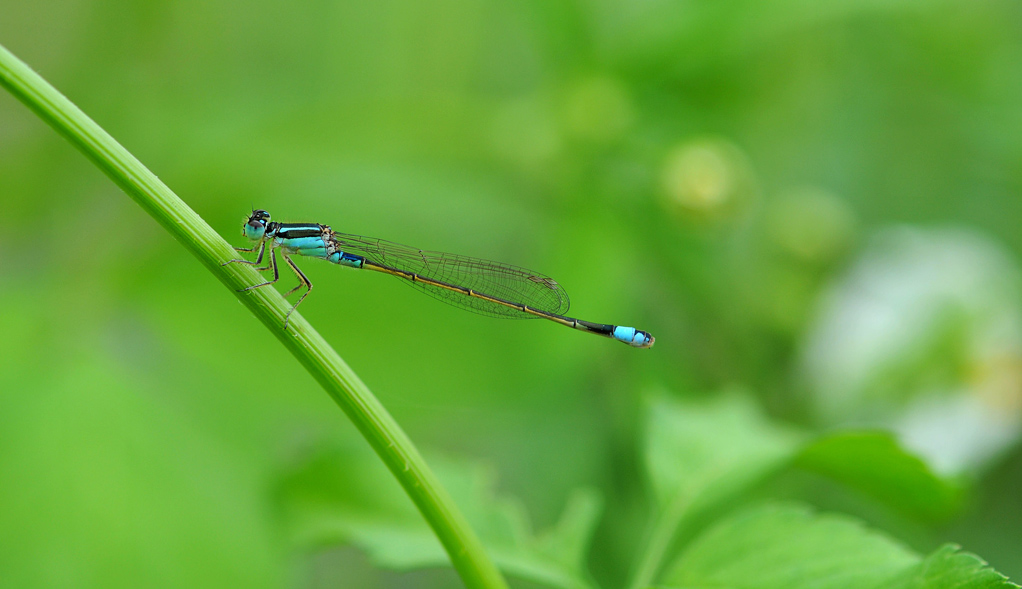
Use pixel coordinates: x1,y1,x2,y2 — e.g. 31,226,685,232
222,240,267,267
225,242,313,329
280,253,312,329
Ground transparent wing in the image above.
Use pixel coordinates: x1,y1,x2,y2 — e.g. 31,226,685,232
330,232,570,319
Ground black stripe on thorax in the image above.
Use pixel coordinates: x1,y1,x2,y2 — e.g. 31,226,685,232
275,223,325,239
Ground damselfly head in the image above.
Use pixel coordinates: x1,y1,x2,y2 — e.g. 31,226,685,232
243,209,271,240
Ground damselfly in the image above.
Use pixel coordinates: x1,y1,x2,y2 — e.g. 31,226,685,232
224,210,655,348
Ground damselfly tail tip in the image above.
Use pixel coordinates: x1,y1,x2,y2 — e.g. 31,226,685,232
613,326,655,348
634,331,654,349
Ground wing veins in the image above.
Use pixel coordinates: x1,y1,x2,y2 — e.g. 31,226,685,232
330,232,571,317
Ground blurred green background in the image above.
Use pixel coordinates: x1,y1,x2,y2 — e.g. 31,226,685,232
1,0,1021,587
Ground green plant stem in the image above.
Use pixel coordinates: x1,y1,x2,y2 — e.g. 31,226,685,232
0,42,508,589
627,490,690,589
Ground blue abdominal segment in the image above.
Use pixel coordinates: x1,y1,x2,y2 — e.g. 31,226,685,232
613,325,654,348
329,251,364,268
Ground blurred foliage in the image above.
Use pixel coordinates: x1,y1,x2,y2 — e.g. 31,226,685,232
662,506,1014,589
274,441,602,588
2,0,1022,587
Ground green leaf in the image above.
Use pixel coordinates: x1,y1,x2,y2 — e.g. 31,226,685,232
273,443,599,589
644,394,804,509
793,432,962,520
630,394,961,589
661,505,1018,589
887,544,1018,589
644,396,957,520
534,488,604,577
630,395,804,589
662,504,918,588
